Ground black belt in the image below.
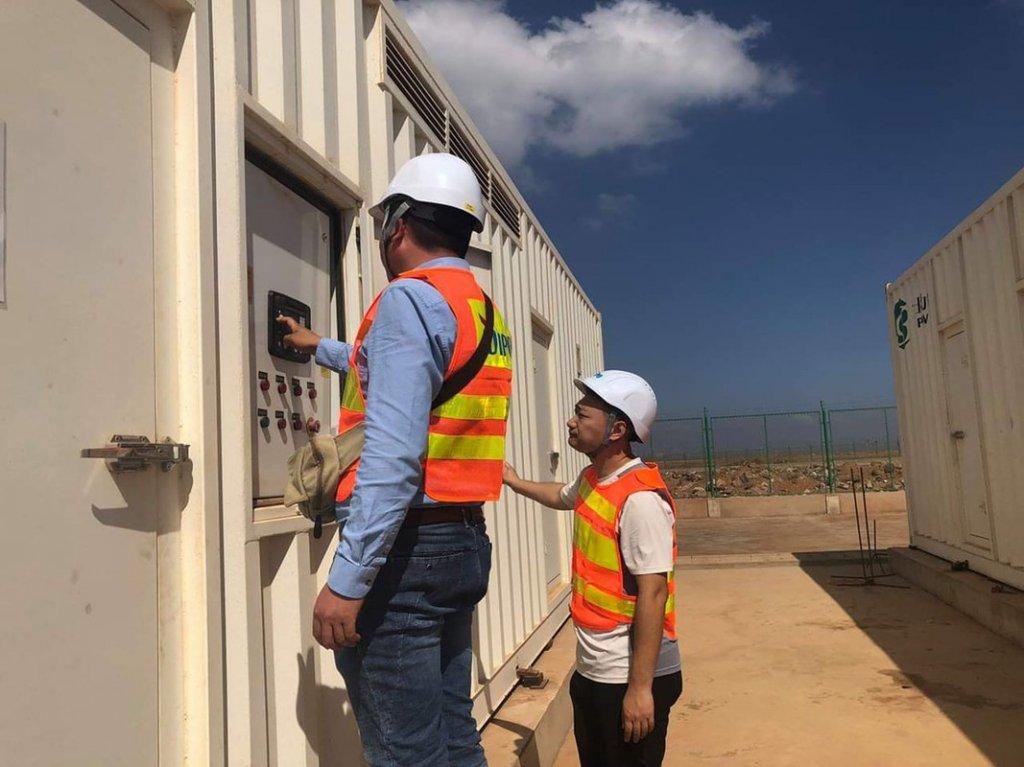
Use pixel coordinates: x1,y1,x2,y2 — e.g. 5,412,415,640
403,505,484,526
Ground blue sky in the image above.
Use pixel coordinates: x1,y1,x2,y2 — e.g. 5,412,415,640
403,0,1024,416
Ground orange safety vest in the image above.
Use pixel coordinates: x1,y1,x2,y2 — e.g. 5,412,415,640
571,463,678,639
335,266,513,504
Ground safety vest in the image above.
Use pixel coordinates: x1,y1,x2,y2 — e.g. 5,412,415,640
571,463,678,639
335,266,513,504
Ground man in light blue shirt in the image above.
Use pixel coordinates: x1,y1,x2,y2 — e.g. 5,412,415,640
311,254,465,596
280,154,507,766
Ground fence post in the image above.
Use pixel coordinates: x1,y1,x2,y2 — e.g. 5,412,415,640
762,414,772,494
702,407,716,496
818,406,827,491
819,401,836,493
827,406,836,492
883,407,895,490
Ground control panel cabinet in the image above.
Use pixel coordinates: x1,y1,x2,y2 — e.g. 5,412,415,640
246,159,335,506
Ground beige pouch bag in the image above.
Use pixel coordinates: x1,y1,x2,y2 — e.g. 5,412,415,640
283,423,364,537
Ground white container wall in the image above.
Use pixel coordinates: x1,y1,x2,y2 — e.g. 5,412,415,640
0,0,602,764
887,165,1024,591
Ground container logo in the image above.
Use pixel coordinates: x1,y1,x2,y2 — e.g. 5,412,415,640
893,299,910,349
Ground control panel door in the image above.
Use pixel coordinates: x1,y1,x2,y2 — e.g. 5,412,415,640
246,160,334,509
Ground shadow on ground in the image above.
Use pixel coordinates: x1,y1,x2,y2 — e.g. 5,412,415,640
794,551,1024,767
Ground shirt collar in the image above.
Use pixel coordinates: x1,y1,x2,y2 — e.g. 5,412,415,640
597,457,644,485
419,255,471,271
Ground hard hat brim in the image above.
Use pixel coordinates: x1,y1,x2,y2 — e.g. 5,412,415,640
370,193,485,233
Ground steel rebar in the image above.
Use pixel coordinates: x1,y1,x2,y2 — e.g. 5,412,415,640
861,466,876,578
851,467,868,580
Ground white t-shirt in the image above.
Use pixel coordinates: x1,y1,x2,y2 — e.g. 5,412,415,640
562,458,681,684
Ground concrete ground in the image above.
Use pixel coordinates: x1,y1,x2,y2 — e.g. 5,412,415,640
553,510,1024,766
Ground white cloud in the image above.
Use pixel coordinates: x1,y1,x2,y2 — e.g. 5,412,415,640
399,0,795,165
584,192,639,230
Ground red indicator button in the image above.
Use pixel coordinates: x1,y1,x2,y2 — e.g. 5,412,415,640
259,379,270,392
277,382,288,394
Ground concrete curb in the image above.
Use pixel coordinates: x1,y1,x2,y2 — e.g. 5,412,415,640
676,490,906,520
890,547,1024,650
677,550,876,569
481,621,575,767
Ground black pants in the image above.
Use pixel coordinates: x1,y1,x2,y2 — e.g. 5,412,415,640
569,670,682,767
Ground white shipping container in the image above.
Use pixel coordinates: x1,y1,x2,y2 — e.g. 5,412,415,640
0,0,603,764
887,165,1024,591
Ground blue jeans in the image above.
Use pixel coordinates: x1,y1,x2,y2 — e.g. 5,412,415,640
336,517,492,766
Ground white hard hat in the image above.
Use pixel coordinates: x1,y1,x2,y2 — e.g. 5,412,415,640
370,153,485,232
575,370,658,443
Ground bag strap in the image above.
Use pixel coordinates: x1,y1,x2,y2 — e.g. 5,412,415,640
431,293,495,409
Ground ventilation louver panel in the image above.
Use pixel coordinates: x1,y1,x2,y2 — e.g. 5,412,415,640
384,32,447,142
384,30,521,240
490,179,520,238
448,120,490,199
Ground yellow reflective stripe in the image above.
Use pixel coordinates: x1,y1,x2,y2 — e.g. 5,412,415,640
432,393,509,420
469,298,513,370
341,371,364,412
577,477,618,525
572,574,636,619
427,433,505,460
574,515,620,571
572,575,673,619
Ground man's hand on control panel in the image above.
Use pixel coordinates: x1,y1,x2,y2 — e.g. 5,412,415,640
277,314,322,353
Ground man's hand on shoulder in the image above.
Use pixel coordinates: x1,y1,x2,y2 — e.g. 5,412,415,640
502,461,521,488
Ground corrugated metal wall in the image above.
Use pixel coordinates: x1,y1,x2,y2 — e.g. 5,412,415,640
216,0,604,762
887,166,1024,589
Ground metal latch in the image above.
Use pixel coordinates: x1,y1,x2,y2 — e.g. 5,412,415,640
81,435,189,472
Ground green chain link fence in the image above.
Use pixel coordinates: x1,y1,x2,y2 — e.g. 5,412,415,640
640,405,901,498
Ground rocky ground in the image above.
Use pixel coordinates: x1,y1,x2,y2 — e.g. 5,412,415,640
659,458,904,498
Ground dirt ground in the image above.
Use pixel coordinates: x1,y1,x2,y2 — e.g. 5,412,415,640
661,459,904,498
554,511,1024,766
679,508,910,556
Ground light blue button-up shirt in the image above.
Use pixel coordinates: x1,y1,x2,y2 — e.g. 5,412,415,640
314,256,469,598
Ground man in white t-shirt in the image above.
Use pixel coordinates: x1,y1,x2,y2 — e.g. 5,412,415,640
503,370,681,767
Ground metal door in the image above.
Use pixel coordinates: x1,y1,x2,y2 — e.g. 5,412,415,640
245,159,333,507
531,323,563,587
0,1,161,762
942,330,991,545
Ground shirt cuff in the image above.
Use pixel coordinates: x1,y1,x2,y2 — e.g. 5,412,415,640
326,550,380,599
315,338,349,372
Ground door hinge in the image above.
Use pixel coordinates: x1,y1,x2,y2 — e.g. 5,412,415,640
81,435,189,473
